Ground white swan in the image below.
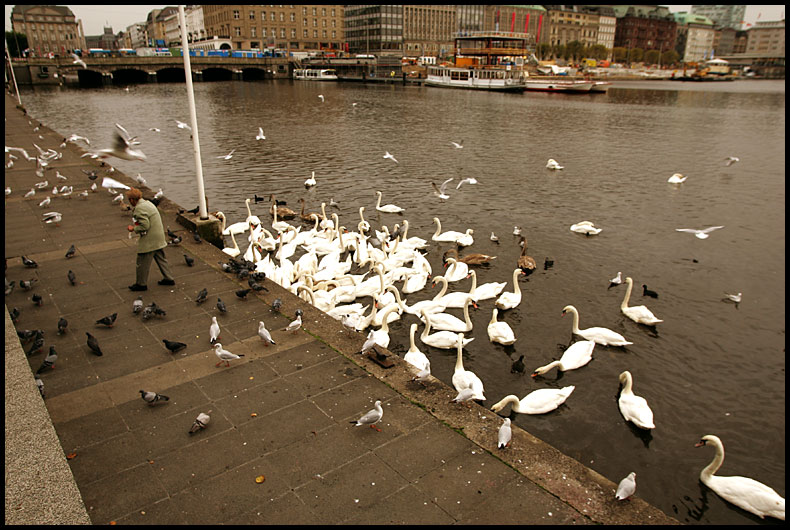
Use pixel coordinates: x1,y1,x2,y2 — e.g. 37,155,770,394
617,370,655,430
244,198,262,230
403,323,430,373
621,277,663,325
695,435,785,520
487,308,516,345
495,268,524,310
375,191,405,213
357,206,370,233
451,332,485,401
221,229,240,258
433,274,476,309
562,305,632,347
546,158,564,170
387,284,446,316
420,310,474,349
570,221,602,236
431,217,468,244
368,304,401,350
270,200,292,233
531,340,595,376
668,173,687,184
490,386,575,415
418,295,474,332
216,211,248,236
470,269,506,302
305,170,316,188
443,257,469,283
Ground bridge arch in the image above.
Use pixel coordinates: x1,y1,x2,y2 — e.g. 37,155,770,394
241,67,269,81
111,68,149,85
201,67,234,82
155,67,186,83
76,69,104,87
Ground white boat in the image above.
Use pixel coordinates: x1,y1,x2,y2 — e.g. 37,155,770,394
293,68,338,81
524,76,594,93
426,65,526,92
590,81,611,93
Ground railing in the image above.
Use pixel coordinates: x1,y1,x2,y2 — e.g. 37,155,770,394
457,47,530,56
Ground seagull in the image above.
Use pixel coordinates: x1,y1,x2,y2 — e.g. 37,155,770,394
383,151,398,163
175,120,192,131
255,127,266,140
318,94,324,102
258,320,275,345
43,212,62,225
432,178,453,200
154,188,164,201
490,232,499,243
450,140,463,149
723,292,742,303
162,339,187,353
148,127,161,133
35,180,49,189
724,156,739,166
214,343,245,367
546,158,564,170
498,418,512,449
305,171,316,188
217,149,236,160
608,272,623,289
24,188,35,199
140,390,169,405
675,226,724,239
615,472,637,501
209,316,220,343
135,173,147,185
78,190,88,199
360,330,378,354
284,313,302,333
96,123,146,161
71,53,87,68
189,411,211,434
455,177,478,189
350,400,383,431
667,173,687,184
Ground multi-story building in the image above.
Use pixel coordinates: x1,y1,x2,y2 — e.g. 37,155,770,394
145,6,178,48
585,5,616,58
344,5,403,56
484,5,546,47
689,5,746,31
84,26,118,51
732,30,748,54
673,12,715,62
456,5,486,35
712,26,736,56
10,4,85,56
185,5,207,43
611,5,677,54
201,5,345,52
125,22,149,50
402,5,456,58
541,5,599,49
745,19,785,56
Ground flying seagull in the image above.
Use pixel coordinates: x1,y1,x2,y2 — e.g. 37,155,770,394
95,123,146,161
383,151,398,163
675,226,724,239
432,178,453,200
256,127,266,140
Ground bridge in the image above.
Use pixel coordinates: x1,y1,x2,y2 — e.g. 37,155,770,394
11,55,295,86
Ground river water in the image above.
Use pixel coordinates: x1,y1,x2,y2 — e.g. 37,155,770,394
18,78,785,524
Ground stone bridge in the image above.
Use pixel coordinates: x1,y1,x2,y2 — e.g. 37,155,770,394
12,56,294,86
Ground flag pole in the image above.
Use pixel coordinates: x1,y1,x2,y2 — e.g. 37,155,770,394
178,5,208,220
5,37,22,106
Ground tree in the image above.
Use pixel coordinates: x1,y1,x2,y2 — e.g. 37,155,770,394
629,47,644,64
537,43,551,61
612,47,627,62
644,49,660,65
5,31,28,58
552,43,565,61
588,44,609,61
661,49,679,66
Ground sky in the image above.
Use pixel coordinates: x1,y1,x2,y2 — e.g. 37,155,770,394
5,5,786,35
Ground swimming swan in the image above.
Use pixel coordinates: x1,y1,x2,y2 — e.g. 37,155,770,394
420,310,474,349
562,305,632,347
495,268,525,310
452,332,485,401
617,370,655,430
490,386,575,415
433,273,477,309
403,323,431,373
668,173,687,184
375,191,405,213
487,308,516,345
570,221,602,236
531,340,595,376
621,277,663,326
417,295,474,332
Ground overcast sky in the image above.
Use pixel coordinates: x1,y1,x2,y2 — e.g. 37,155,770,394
5,5,786,36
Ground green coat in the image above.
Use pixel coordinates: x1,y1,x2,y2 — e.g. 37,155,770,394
132,199,167,254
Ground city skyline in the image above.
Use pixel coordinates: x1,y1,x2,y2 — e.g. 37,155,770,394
5,5,786,37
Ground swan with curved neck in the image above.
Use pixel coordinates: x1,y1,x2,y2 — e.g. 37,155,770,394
358,207,370,233
245,198,261,230
298,198,320,223
452,332,485,401
531,340,595,376
443,257,469,283
431,217,465,243
518,236,537,272
433,273,476,309
471,270,507,302
495,269,525,310
368,303,400,349
621,277,663,325
617,371,655,430
269,194,296,219
418,295,474,332
404,323,430,373
387,284,446,316
490,386,575,415
562,305,632,347
375,191,405,213
420,310,474,349
271,199,292,233
695,435,785,520
487,307,516,345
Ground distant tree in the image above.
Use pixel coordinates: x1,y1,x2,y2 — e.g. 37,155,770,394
644,49,660,65
552,43,565,61
537,43,551,61
661,49,679,66
5,31,28,58
588,44,609,61
566,40,584,62
629,47,644,63
612,46,627,62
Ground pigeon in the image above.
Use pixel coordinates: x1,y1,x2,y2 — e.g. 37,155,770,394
20,279,37,291
167,226,178,239
141,305,155,321
32,294,43,306
510,354,525,374
675,226,724,240
609,272,623,289
26,333,45,356
455,177,479,189
150,303,167,317
95,123,147,161
209,316,220,344
36,346,58,374
431,178,453,200
86,332,103,356
214,343,244,367
724,156,739,166
498,418,512,449
256,127,266,140
615,472,637,501
724,292,742,303
350,400,383,431
284,314,302,333
10,307,20,322
383,151,398,163
258,320,275,345
17,329,41,343
195,288,208,304
168,236,182,246
65,244,76,259
162,339,186,353
21,256,38,268
184,254,194,267
67,270,76,285
235,288,252,301
95,312,117,327
642,285,659,299
271,298,283,312
192,232,202,244
248,280,266,292
132,295,144,314
5,280,15,295
189,411,211,434
57,317,68,335
35,377,45,398
140,390,169,405
216,297,227,314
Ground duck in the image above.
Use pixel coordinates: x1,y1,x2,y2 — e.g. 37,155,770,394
403,323,431,373
487,308,516,345
621,277,663,326
531,340,595,377
417,295,475,332
562,305,632,347
517,236,537,273
375,191,405,213
269,194,296,219
304,170,316,188
490,386,575,415
297,198,320,223
432,274,477,309
668,173,687,184
570,221,602,236
443,257,469,283
642,284,659,298
420,310,474,349
617,370,655,430
695,435,785,520
443,247,497,265
495,268,525,310
451,332,485,401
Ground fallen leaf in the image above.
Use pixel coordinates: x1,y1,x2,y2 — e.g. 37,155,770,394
250,413,257,417
255,475,266,483
66,452,77,460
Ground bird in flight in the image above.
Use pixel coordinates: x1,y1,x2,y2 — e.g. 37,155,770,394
383,151,398,163
450,140,463,149
217,149,236,160
432,178,453,200
724,156,739,166
256,127,266,140
675,226,724,239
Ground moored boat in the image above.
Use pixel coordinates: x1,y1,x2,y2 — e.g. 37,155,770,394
524,76,594,93
293,68,338,81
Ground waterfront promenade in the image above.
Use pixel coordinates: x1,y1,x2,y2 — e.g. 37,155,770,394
4,92,678,525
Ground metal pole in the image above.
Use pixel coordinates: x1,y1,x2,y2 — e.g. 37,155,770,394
5,38,22,106
178,5,208,220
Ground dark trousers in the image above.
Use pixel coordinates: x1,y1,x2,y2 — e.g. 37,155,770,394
136,249,174,286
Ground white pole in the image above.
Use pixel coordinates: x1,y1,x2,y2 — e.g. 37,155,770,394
5,38,22,106
178,5,208,220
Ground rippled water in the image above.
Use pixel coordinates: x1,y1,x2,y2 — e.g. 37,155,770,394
19,79,785,524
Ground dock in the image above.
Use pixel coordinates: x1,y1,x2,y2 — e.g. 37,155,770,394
4,91,678,525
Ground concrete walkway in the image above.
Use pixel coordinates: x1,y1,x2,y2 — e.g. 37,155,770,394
4,92,678,525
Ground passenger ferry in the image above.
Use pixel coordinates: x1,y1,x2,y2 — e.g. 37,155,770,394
425,32,528,92
293,68,338,81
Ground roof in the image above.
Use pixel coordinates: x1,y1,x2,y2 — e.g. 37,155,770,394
673,12,715,26
11,5,75,18
502,5,547,12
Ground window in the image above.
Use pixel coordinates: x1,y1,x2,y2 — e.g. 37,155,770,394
250,11,256,20
303,29,308,37
270,13,275,21
313,29,318,38
280,13,284,22
322,8,326,16
302,7,307,15
251,27,256,37
235,27,241,37
291,29,296,38
313,18,317,27
290,13,295,22
322,30,327,38
322,19,326,27
233,10,239,20
303,18,307,26
262,28,267,37
261,11,266,20
312,8,317,16
332,30,336,38
280,28,285,38
332,9,336,17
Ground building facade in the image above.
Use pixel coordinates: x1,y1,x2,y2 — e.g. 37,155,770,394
344,5,403,56
612,5,677,54
541,5,599,49
84,26,118,50
673,12,715,62
585,5,616,58
402,5,456,58
712,26,736,56
484,5,546,47
10,4,84,56
745,19,785,56
689,5,747,31
456,5,486,34
124,22,149,49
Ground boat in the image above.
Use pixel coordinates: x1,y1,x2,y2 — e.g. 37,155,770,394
425,31,528,92
524,75,594,93
293,68,338,81
590,81,611,93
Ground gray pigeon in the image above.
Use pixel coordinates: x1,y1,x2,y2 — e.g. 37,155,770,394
65,244,76,259
95,312,117,327
20,279,37,291
189,411,211,434
21,256,38,268
139,390,169,405
132,295,143,314
32,293,43,306
216,297,227,313
162,339,186,353
184,254,194,267
4,280,14,296
57,317,68,335
195,288,208,304
35,377,45,398
26,333,45,356
36,346,58,374
86,332,103,356
67,270,76,285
